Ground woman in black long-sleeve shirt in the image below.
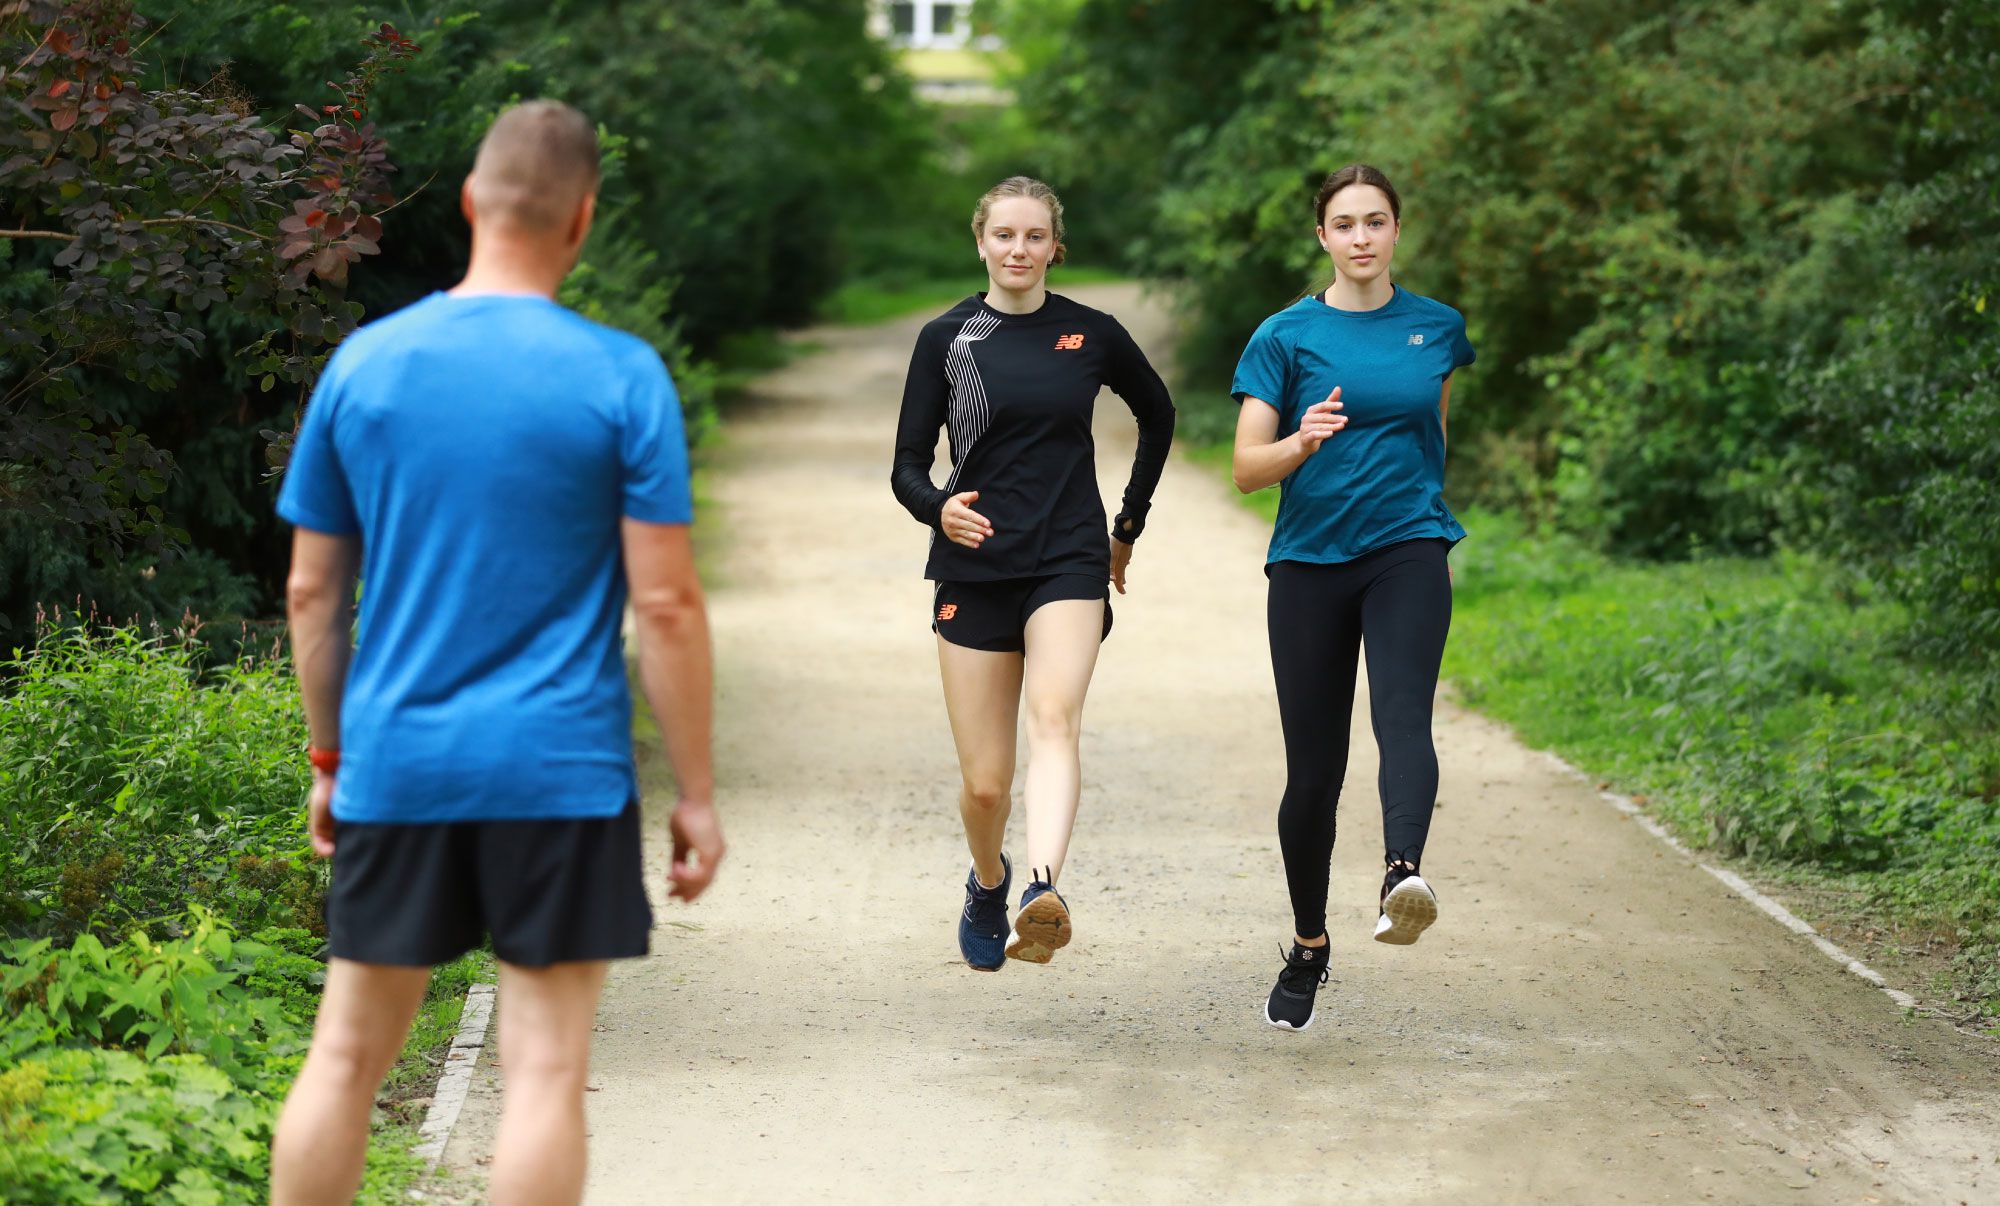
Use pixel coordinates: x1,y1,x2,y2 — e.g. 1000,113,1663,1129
892,176,1175,972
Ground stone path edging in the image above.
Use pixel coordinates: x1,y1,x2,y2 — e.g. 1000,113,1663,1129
1545,752,1919,1011
412,981,497,1166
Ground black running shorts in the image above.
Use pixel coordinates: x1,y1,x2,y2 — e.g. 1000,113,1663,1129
932,573,1113,653
325,798,652,968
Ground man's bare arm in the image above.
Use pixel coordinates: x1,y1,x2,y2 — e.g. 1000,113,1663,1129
621,517,723,900
286,528,361,856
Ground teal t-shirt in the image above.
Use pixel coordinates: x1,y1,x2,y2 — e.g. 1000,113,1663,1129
277,293,693,824
1231,285,1474,566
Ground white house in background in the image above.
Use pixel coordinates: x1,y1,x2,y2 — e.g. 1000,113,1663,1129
868,1,1009,104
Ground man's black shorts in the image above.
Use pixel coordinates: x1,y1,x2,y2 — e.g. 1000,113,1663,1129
932,573,1113,653
326,799,652,967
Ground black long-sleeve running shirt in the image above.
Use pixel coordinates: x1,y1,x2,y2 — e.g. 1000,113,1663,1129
891,292,1177,582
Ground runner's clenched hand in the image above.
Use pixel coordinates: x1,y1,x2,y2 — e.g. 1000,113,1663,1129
1298,387,1347,455
940,490,994,549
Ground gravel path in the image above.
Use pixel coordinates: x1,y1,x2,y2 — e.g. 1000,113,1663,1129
439,284,1998,1204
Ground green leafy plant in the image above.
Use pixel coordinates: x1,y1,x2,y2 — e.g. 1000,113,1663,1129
0,910,456,1202
0,907,304,1087
0,616,317,941
0,1047,275,1204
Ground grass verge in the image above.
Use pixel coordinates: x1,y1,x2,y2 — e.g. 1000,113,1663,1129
373,951,494,1201
379,951,494,1125
1445,508,1997,1024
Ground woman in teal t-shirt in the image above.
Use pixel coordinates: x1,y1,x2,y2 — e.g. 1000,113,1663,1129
1230,164,1475,1032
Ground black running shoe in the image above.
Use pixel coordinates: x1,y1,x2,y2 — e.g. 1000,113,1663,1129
1264,941,1329,1031
1374,852,1438,945
959,855,1011,971
1005,868,1071,964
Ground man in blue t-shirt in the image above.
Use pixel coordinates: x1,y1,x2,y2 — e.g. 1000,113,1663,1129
267,101,723,1205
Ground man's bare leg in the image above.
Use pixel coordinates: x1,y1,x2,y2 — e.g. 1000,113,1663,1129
270,960,431,1205
489,959,611,1205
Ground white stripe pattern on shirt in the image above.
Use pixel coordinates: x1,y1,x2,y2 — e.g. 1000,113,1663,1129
941,311,1001,496
928,310,1002,555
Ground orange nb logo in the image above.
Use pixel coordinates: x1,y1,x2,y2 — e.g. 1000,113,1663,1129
937,604,959,621
1054,333,1085,350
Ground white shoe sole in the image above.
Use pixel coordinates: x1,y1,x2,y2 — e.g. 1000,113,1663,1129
1374,875,1438,945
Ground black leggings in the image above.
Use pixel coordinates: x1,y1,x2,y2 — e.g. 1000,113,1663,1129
1268,539,1452,940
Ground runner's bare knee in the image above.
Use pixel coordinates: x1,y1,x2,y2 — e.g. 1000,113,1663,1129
962,777,1011,812
1024,694,1082,744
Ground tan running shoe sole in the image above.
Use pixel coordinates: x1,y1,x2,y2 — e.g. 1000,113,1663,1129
1374,875,1438,945
1005,891,1073,963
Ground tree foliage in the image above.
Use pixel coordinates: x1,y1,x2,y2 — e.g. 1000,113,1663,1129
0,1,418,569
0,1,933,631
1780,0,2000,671
1004,0,1997,671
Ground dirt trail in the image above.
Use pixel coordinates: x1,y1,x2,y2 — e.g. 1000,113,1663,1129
441,284,1998,1203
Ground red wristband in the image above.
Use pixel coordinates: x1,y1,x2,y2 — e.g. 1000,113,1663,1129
309,746,340,774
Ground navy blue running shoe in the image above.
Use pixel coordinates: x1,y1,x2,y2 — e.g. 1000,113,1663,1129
1005,867,1072,964
959,855,1011,971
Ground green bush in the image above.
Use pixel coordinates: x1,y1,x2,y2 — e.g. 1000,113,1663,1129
0,909,306,1090
1779,5,2000,681
5,0,942,633
0,620,319,941
0,910,458,1202
0,908,330,1204
0,1048,274,1204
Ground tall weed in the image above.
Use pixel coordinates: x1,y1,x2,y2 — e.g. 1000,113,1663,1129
0,618,318,940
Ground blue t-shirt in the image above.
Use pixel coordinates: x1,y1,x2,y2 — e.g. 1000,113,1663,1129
277,293,693,823
1231,285,1474,566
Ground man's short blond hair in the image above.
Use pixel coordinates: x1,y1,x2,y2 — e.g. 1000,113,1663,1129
468,100,600,232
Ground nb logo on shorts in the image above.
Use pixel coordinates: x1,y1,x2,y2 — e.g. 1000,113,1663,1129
1408,333,1425,345
1054,334,1086,350
937,604,959,621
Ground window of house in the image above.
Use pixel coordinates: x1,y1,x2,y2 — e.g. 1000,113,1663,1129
931,4,960,37
889,2,916,36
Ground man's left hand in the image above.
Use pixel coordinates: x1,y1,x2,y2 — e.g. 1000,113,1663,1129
308,770,336,858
